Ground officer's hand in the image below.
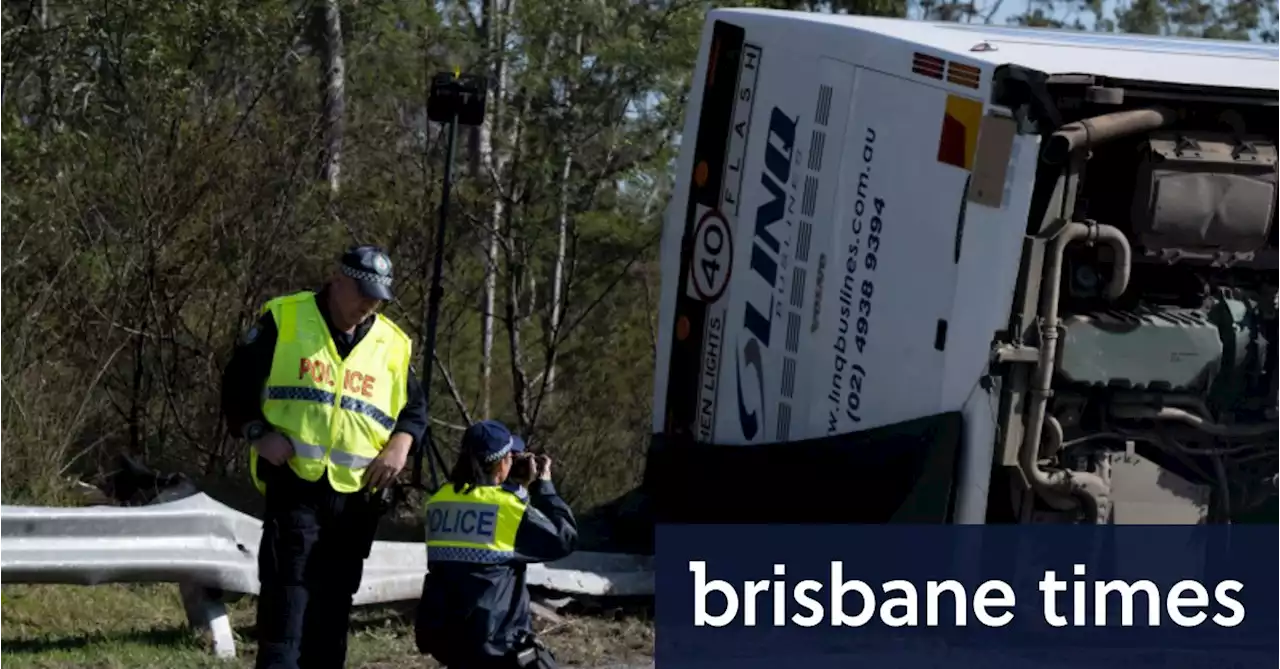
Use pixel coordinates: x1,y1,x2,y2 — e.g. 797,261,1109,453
364,434,412,490
255,432,294,466
535,455,553,482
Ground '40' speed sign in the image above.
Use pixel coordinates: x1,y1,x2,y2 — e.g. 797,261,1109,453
688,208,733,302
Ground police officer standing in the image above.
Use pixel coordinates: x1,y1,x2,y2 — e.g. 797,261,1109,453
416,420,577,669
221,245,428,669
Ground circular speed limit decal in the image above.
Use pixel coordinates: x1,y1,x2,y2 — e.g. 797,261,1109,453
690,209,733,302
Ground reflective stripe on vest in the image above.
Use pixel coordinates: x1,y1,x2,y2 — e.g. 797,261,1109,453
287,436,376,469
424,484,527,565
249,291,412,494
263,387,397,432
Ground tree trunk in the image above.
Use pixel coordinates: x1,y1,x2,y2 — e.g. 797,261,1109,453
478,0,510,419
316,0,345,193
544,31,582,404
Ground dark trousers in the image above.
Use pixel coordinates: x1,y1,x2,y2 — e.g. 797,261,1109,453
254,460,381,669
419,625,557,669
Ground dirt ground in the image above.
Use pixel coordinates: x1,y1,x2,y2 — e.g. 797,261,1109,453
1,583,654,668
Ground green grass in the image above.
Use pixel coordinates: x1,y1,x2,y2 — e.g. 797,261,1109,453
1,584,654,668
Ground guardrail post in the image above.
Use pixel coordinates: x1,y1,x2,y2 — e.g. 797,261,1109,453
179,582,238,659
147,483,241,659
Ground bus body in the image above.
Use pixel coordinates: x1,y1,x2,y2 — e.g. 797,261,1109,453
645,9,1278,526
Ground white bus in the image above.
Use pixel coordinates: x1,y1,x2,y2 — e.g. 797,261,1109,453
646,9,1278,526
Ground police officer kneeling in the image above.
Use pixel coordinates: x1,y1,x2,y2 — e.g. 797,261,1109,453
416,420,577,669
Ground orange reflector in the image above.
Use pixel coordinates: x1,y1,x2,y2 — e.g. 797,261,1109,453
694,161,709,187
706,38,721,87
676,315,691,341
947,62,982,89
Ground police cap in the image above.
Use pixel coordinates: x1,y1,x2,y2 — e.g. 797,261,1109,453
462,419,515,464
340,245,395,301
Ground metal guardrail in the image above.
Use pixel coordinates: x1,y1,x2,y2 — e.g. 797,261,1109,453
0,492,654,659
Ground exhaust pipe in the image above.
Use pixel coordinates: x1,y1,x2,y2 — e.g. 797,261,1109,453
1019,221,1131,517
1043,107,1177,165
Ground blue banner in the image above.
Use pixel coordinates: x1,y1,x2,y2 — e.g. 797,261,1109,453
656,525,1278,668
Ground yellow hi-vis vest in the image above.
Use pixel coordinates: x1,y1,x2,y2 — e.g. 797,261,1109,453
424,484,528,564
250,291,412,495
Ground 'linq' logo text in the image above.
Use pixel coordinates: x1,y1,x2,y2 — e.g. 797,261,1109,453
735,106,798,441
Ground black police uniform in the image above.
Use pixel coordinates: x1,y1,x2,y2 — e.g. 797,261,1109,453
221,246,428,669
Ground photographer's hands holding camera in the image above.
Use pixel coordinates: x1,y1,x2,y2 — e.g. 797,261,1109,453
511,452,553,486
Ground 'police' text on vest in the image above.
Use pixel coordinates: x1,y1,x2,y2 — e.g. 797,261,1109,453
298,358,378,398
427,501,501,543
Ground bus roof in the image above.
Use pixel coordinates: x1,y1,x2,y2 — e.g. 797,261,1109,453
710,9,1280,92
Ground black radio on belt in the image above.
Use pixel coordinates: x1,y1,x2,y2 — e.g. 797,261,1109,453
366,484,395,515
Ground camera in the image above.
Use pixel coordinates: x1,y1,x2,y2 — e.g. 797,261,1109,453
509,452,535,482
